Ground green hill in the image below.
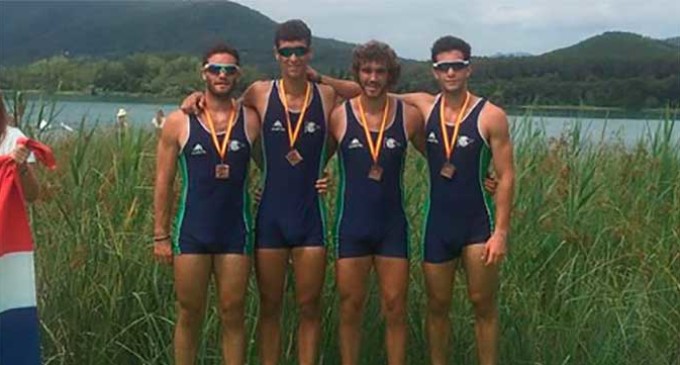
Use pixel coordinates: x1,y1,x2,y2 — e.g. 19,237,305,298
663,37,680,48
543,31,677,59
0,1,355,73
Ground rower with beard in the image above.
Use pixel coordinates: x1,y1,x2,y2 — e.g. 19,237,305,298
153,43,261,365
327,41,425,365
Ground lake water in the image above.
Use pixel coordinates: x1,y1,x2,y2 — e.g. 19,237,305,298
17,98,680,146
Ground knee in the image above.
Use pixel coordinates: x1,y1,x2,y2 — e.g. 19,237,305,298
297,294,321,320
427,295,451,318
340,294,364,322
219,297,245,326
381,294,406,324
468,291,497,319
176,299,205,325
259,293,283,318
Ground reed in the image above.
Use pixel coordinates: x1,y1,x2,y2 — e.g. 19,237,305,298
23,111,680,364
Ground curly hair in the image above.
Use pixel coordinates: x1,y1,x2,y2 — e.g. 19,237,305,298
351,40,401,88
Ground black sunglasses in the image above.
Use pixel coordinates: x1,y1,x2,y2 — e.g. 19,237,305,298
277,46,309,58
432,60,470,72
203,63,240,75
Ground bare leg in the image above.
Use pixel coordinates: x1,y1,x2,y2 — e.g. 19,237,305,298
214,254,251,365
336,257,373,365
291,247,327,365
174,255,212,365
423,260,457,365
375,256,409,365
256,249,289,365
462,243,500,365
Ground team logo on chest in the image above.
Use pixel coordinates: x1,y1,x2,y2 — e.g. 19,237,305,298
427,131,439,144
385,137,401,149
271,120,286,132
191,143,207,155
348,138,364,149
457,135,474,148
304,121,321,134
229,140,245,152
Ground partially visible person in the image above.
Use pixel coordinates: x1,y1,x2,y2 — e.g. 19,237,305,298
116,108,129,129
152,109,166,129
153,43,260,365
0,94,39,202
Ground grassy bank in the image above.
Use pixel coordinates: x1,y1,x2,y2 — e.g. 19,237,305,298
26,117,680,364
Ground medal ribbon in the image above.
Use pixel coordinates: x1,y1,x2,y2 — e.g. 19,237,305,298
357,96,390,164
279,80,312,149
440,92,471,161
204,99,238,162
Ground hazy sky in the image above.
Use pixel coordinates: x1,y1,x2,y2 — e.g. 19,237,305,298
237,0,680,59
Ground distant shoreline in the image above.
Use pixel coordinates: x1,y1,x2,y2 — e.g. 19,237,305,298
5,90,677,120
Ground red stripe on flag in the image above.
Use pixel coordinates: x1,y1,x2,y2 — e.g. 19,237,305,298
0,138,55,257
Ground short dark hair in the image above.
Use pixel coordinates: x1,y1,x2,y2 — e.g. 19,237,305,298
431,36,471,62
202,42,240,66
274,19,312,48
352,40,401,88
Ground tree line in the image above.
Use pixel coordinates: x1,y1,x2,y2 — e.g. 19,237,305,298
1,53,678,110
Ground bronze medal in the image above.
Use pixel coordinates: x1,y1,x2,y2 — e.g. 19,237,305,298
286,149,303,166
203,99,238,180
215,164,230,179
368,164,383,181
439,92,471,172
279,80,312,165
440,162,456,179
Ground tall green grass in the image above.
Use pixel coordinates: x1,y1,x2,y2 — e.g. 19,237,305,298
24,113,680,364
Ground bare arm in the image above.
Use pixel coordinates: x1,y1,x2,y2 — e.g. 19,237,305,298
19,164,39,202
488,108,514,234
307,66,361,102
389,92,436,110
153,110,184,263
482,104,515,265
10,144,39,202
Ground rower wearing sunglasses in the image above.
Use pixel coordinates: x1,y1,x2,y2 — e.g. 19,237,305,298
155,43,261,365
310,36,515,365
182,19,360,365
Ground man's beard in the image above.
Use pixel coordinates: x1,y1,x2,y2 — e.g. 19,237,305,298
206,82,234,99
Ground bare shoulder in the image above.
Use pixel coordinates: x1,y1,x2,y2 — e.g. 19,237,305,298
164,110,188,130
480,101,509,128
249,79,272,93
243,80,272,108
160,109,188,143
